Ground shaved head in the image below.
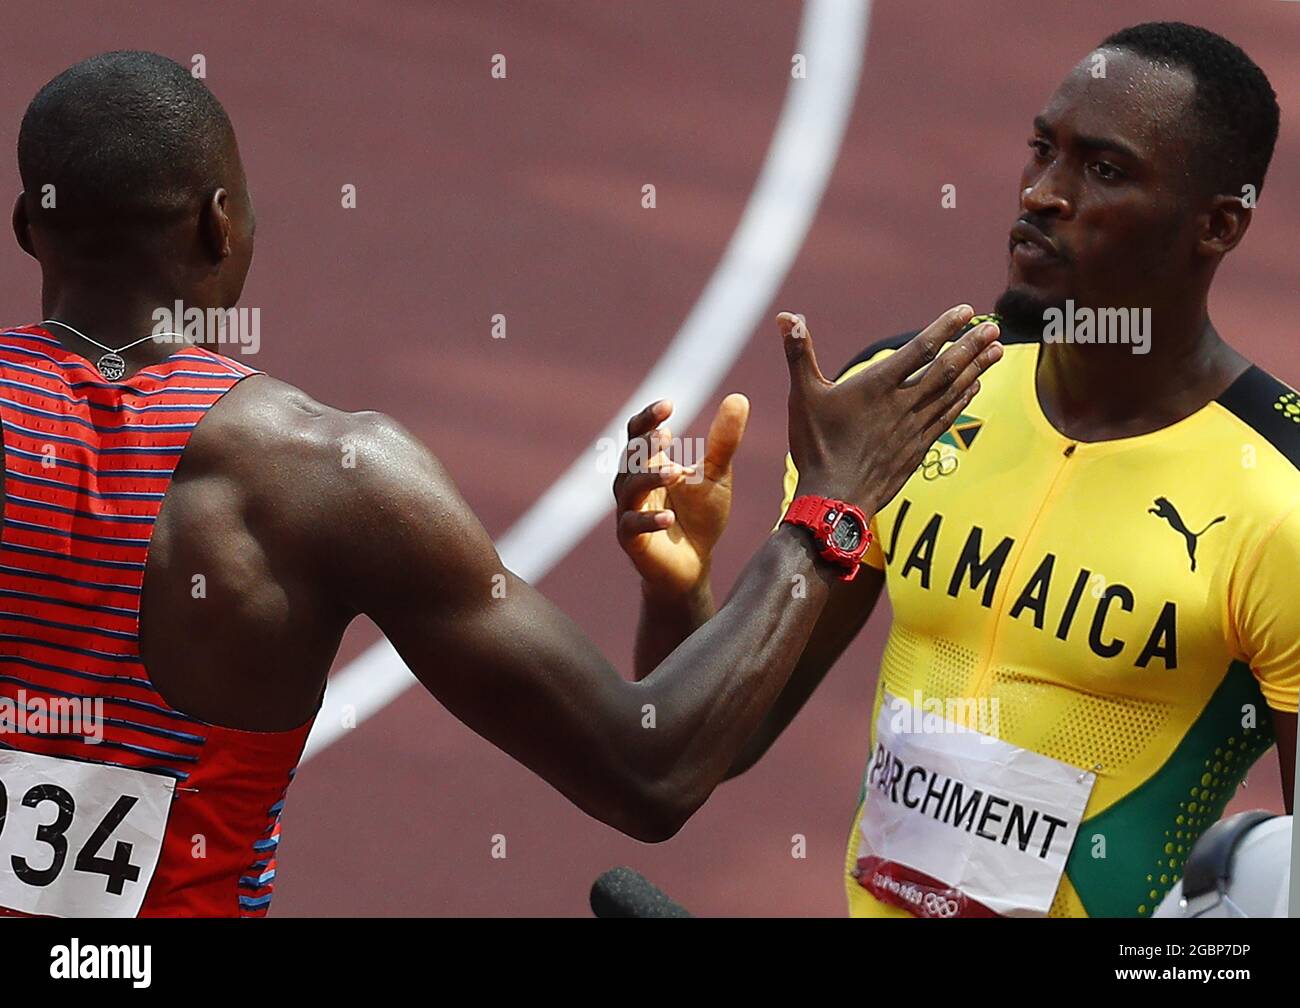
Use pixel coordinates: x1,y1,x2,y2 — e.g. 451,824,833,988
18,50,238,233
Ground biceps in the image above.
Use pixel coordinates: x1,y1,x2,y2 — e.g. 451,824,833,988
319,418,637,788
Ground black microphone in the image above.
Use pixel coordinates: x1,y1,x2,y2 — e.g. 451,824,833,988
590,867,692,918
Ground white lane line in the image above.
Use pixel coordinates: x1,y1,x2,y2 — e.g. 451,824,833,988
303,0,872,762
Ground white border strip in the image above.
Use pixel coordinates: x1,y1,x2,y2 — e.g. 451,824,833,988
303,0,872,762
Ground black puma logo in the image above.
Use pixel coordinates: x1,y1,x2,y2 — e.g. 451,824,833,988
1148,497,1225,572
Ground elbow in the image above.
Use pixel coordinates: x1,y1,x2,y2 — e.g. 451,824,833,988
725,749,760,781
618,771,706,843
722,728,773,781
625,789,693,844
625,814,685,845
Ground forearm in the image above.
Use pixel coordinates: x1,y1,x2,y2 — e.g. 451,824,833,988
633,577,716,681
723,563,883,780
627,525,837,827
389,521,839,842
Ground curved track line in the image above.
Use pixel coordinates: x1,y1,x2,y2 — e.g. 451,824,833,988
303,0,872,762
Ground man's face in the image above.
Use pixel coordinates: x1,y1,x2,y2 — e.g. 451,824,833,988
998,48,1204,330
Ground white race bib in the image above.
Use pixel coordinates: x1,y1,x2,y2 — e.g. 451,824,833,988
854,691,1095,917
0,750,175,918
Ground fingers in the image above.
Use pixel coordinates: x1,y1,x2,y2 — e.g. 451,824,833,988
912,320,1001,404
614,461,692,516
614,401,690,549
615,400,673,502
777,312,830,399
918,331,1001,435
641,424,672,470
921,378,982,447
702,392,750,480
626,399,672,441
885,304,976,384
617,507,675,545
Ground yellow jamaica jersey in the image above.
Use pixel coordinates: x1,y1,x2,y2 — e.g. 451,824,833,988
778,317,1300,917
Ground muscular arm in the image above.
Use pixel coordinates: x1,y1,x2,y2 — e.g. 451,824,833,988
316,412,844,841
279,306,995,840
634,563,885,778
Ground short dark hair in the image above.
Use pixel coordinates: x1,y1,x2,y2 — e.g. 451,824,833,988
1099,22,1279,199
18,51,235,230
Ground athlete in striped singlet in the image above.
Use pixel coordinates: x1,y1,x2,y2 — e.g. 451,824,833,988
0,51,999,916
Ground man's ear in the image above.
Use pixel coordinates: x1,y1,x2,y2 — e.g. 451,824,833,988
1197,193,1252,257
12,192,36,260
199,187,232,261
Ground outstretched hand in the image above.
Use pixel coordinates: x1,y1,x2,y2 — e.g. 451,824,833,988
779,305,1001,514
614,393,750,598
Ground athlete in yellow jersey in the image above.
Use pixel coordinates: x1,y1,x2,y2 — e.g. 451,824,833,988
779,319,1299,917
613,21,1296,916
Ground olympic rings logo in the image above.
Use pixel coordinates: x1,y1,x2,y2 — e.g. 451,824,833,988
918,447,958,480
922,892,960,917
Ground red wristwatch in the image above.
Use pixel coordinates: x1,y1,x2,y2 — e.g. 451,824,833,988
782,495,873,581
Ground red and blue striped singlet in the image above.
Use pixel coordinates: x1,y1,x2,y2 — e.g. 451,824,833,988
0,324,312,917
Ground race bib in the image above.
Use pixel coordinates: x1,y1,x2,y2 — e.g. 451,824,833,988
854,691,1095,917
0,750,175,918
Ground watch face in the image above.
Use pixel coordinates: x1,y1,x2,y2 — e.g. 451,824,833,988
830,512,863,552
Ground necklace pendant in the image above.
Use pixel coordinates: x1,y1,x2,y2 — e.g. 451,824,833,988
96,352,126,381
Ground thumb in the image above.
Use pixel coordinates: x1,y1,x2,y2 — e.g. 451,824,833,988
703,392,750,479
777,311,828,399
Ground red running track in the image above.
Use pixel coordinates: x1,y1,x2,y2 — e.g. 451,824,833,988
0,0,1296,916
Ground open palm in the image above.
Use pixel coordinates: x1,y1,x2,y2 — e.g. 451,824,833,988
615,394,750,597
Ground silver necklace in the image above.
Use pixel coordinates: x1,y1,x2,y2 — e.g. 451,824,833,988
41,319,188,381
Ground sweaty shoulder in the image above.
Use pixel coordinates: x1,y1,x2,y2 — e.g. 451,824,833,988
183,372,487,612
182,373,448,582
184,373,382,484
